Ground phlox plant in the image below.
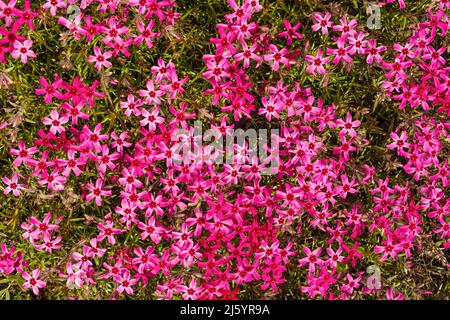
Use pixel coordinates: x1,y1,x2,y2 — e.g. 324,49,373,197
0,0,449,300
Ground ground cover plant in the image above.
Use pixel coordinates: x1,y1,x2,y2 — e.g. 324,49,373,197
0,0,449,300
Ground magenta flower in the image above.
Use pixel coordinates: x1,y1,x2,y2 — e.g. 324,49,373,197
140,107,165,131
180,278,200,300
374,234,402,261
348,32,367,55
312,12,333,35
135,20,160,48
259,96,282,120
0,0,20,26
61,102,90,125
387,131,411,152
298,247,324,273
365,39,386,64
116,271,138,294
22,269,46,295
421,46,447,66
120,94,143,117
97,220,124,245
264,44,289,71
42,0,66,15
234,41,261,68
2,172,26,196
111,131,132,152
11,40,36,63
332,17,358,37
35,234,62,253
161,69,189,99
86,179,112,206
336,112,361,138
326,37,353,65
88,47,112,70
305,49,329,76
341,273,362,295
35,76,63,104
139,80,164,105
278,20,303,45
137,216,164,243
42,110,69,135
10,141,38,166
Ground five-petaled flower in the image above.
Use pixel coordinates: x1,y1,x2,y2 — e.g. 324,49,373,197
22,269,46,295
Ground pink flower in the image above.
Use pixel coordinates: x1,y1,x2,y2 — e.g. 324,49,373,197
97,220,124,245
298,247,324,273
312,12,333,35
332,17,358,37
336,174,358,199
85,179,112,206
102,16,128,43
42,109,69,135
326,37,353,65
325,247,344,268
161,69,189,99
365,39,386,64
137,216,165,243
139,80,164,105
387,131,411,152
422,45,447,67
234,41,261,68
59,150,85,177
80,123,109,153
111,131,132,152
35,76,63,104
60,262,85,289
26,212,60,241
305,49,329,76
264,44,289,71
22,269,46,295
11,40,36,63
42,0,66,16
336,112,361,138
35,234,62,253
374,234,402,261
151,58,174,82
348,32,367,55
61,102,90,125
386,288,404,300
120,94,143,117
0,0,20,26
118,167,143,191
88,47,112,70
341,273,362,295
116,271,138,294
259,96,282,120
278,20,303,45
10,141,38,166
140,107,165,131
2,172,26,196
135,20,160,48
180,278,200,300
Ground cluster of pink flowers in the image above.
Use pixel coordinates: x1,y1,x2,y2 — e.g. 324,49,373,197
53,0,179,70
0,0,37,64
0,0,449,299
0,244,25,275
21,212,62,253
